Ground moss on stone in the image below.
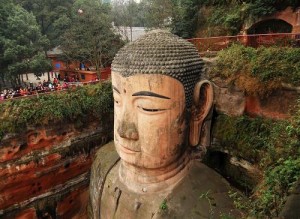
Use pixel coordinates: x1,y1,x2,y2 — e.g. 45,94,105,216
212,111,300,217
210,45,300,96
0,82,113,141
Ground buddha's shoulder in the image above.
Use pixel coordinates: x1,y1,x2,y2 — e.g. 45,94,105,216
88,142,119,219
157,161,243,218
91,141,119,179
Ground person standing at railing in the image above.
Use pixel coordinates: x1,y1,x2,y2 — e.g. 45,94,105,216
0,93,5,100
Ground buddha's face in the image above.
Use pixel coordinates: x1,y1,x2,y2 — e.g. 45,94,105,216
112,72,187,169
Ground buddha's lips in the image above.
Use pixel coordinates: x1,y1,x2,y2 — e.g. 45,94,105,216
118,144,141,154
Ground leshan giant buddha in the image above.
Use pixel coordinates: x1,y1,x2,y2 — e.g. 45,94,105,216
89,30,242,219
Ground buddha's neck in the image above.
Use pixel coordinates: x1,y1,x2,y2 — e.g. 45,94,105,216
118,151,191,194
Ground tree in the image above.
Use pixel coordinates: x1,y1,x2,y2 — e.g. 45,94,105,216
142,0,174,29
60,0,124,78
111,0,144,41
14,0,74,81
0,0,51,88
14,0,74,48
171,0,201,38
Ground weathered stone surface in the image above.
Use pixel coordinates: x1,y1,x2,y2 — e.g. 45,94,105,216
211,77,299,119
212,79,245,116
280,179,300,219
100,159,243,219
14,208,37,219
0,154,92,209
57,185,89,219
0,153,61,183
245,89,298,119
0,126,70,163
88,142,120,219
0,114,113,218
204,150,263,191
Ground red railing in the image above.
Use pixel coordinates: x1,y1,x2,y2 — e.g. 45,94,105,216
188,33,300,53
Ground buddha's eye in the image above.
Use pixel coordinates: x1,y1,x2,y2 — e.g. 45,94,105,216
137,106,166,113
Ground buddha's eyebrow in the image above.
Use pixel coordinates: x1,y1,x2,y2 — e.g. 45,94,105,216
112,86,120,94
132,91,170,99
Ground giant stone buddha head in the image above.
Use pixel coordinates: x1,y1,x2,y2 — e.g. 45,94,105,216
111,30,213,192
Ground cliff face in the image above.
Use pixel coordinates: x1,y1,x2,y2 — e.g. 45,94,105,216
213,77,299,119
0,114,113,218
208,72,300,217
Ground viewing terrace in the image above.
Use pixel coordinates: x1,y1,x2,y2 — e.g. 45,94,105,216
188,33,300,54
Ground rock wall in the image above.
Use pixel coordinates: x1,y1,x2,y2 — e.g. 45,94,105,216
0,114,113,218
207,75,299,185
212,77,299,119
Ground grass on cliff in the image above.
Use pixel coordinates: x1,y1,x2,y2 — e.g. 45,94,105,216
213,109,300,217
210,44,300,96
0,82,113,140
195,1,298,37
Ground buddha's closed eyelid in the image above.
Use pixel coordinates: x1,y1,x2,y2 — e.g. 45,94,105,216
136,100,170,114
137,106,167,112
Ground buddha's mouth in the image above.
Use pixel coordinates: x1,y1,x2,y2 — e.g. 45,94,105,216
119,144,141,154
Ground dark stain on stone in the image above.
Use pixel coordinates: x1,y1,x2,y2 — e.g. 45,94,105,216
113,187,122,215
64,161,71,169
134,201,141,211
19,143,27,151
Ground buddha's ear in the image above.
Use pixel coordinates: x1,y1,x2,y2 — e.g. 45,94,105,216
189,80,214,147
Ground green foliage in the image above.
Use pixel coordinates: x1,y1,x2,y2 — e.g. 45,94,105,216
214,45,256,78
252,47,300,83
112,0,147,30
246,0,276,18
214,115,276,163
171,0,200,38
206,4,245,36
15,0,74,48
0,0,50,86
60,0,123,76
228,191,249,211
0,82,113,140
214,108,300,217
212,44,300,95
220,214,235,219
30,52,52,76
159,199,168,211
143,0,174,29
199,190,215,216
252,157,300,217
177,0,299,37
245,0,299,18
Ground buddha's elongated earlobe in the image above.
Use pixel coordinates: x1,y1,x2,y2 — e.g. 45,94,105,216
189,80,214,147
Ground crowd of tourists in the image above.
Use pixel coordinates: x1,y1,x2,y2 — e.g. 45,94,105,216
0,78,82,100
0,72,103,101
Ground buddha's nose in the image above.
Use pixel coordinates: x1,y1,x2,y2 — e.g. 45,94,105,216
117,121,139,140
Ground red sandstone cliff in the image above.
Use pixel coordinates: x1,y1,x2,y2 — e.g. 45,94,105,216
0,115,113,218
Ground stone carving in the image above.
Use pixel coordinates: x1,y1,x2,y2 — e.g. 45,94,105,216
89,30,242,219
